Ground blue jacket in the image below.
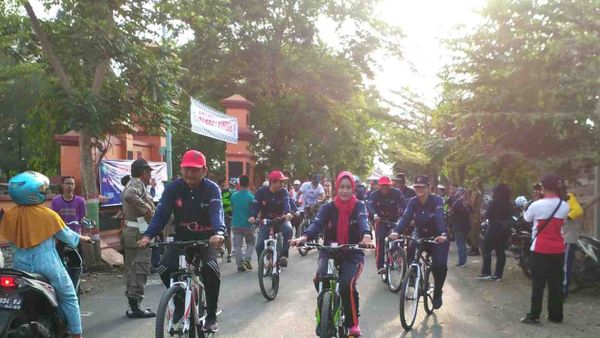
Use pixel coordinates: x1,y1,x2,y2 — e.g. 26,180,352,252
251,186,291,219
145,178,225,240
368,188,406,221
394,195,446,237
303,201,370,245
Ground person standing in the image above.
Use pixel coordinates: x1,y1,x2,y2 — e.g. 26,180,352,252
51,176,87,234
121,158,156,318
477,183,513,281
231,175,256,272
451,188,471,267
467,178,483,256
521,174,569,324
219,179,234,263
558,180,583,298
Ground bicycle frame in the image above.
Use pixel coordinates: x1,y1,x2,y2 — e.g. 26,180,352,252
262,219,283,269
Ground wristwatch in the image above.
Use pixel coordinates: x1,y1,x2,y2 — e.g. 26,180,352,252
215,231,225,237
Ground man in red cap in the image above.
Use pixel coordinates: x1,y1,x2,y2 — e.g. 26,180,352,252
249,170,293,267
368,176,406,274
138,150,225,332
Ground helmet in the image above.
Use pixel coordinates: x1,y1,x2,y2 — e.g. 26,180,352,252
515,196,528,208
229,177,238,186
8,171,50,205
353,175,361,183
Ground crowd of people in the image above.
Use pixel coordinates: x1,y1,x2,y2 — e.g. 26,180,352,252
0,148,588,337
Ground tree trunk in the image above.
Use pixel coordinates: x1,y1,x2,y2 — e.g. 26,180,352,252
79,128,102,266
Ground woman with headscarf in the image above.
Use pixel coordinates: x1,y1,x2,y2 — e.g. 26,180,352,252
291,171,374,337
477,183,513,281
452,187,472,267
0,171,92,338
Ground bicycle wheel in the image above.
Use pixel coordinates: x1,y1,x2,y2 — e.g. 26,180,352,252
297,222,309,256
319,291,333,338
387,247,406,293
156,284,196,338
258,247,279,300
399,266,419,330
423,264,435,314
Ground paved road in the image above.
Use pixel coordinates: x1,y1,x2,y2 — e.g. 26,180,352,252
81,246,598,337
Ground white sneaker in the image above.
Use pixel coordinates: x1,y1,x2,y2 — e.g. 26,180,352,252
476,275,493,281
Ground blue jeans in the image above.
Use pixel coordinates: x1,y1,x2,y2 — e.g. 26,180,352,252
563,243,577,295
256,221,293,258
454,228,468,265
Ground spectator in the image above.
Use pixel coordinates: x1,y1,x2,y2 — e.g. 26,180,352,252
467,177,484,256
559,180,583,298
219,179,233,263
231,175,256,272
521,174,569,324
477,183,513,281
452,187,471,267
51,176,87,234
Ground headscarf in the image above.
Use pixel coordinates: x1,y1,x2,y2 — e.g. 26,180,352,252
0,204,66,249
334,171,357,244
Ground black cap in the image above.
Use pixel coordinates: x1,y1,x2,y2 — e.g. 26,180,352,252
131,158,153,177
541,174,560,192
413,175,430,187
393,173,406,182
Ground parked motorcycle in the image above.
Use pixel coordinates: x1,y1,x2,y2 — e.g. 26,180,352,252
570,235,600,292
0,220,93,337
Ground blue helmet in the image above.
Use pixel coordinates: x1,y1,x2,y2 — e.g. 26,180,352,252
8,171,50,205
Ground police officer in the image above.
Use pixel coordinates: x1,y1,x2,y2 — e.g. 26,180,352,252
249,170,293,267
368,176,406,274
138,150,225,332
122,158,156,318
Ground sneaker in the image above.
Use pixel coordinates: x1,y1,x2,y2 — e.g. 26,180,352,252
237,265,247,272
204,317,219,332
377,267,386,274
492,276,502,282
243,260,253,271
226,255,232,263
520,314,540,324
348,325,362,336
476,275,493,281
455,263,467,267
279,256,288,267
433,296,443,309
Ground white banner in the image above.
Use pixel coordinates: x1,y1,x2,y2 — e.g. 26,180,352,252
190,97,238,144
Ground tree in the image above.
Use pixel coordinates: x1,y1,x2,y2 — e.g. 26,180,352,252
19,0,181,263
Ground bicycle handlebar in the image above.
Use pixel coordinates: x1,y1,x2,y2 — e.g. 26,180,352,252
149,240,210,249
304,243,372,250
404,236,439,245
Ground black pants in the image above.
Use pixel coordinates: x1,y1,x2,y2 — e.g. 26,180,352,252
159,246,221,319
529,252,564,322
481,229,508,278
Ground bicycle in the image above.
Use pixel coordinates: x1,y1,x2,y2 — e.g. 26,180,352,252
377,220,407,293
151,239,217,338
399,236,438,331
306,243,367,338
257,218,285,301
297,203,324,256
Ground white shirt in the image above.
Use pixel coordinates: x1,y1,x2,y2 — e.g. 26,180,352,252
299,182,325,207
524,197,569,254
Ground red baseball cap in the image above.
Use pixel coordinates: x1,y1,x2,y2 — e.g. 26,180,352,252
268,170,288,181
180,150,206,168
378,176,393,186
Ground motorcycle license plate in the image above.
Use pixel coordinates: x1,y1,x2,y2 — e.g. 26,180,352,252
0,293,22,310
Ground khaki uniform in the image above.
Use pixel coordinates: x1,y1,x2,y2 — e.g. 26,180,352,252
121,177,155,300
468,189,483,250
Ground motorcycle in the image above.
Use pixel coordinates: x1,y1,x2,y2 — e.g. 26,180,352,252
570,235,600,292
507,216,532,278
0,220,94,337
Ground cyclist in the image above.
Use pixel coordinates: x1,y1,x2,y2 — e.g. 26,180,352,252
298,174,325,209
393,173,416,200
291,171,374,337
389,175,449,309
249,170,293,267
355,176,367,201
0,171,93,338
368,176,406,274
137,150,225,332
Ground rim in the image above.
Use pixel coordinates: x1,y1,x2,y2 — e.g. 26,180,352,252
260,251,277,298
401,270,419,328
387,251,404,291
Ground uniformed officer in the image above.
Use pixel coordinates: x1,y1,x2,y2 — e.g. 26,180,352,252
122,158,156,318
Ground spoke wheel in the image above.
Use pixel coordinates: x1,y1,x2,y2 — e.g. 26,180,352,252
423,265,435,314
399,266,419,331
156,285,195,338
319,291,333,338
387,247,406,293
258,247,279,300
